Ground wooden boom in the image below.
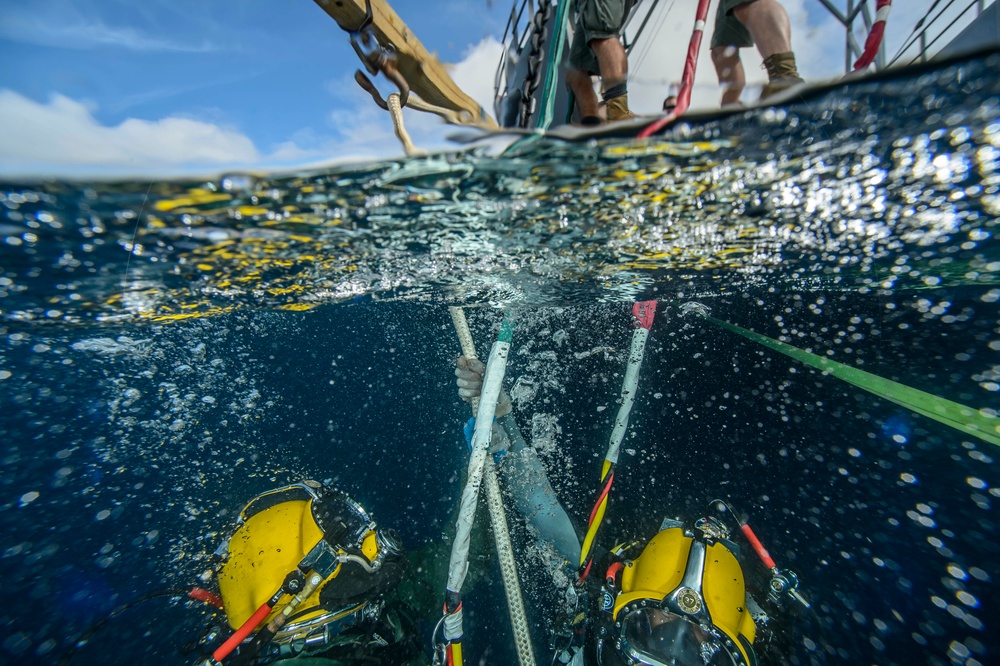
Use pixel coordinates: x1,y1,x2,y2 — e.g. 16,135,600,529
313,0,498,128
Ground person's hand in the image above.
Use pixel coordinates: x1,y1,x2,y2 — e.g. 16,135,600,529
455,355,512,416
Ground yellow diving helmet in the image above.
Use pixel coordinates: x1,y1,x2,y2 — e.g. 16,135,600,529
215,481,405,661
594,517,759,666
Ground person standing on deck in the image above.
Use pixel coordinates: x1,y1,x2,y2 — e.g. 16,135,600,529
710,0,804,106
566,0,638,124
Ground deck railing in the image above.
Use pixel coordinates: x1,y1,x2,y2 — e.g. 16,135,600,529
888,0,997,68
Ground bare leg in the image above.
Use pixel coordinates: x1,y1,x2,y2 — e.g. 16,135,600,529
711,46,745,106
567,69,600,119
732,0,791,60
589,36,628,90
589,36,634,120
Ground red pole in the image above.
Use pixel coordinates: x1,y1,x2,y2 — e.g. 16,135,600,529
853,0,892,71
638,0,713,138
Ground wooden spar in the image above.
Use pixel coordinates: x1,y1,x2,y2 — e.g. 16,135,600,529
312,0,499,129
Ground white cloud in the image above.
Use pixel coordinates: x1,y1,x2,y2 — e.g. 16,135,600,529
0,84,457,178
0,91,260,176
447,36,506,122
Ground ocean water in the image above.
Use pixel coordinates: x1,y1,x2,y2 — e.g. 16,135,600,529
1,51,998,666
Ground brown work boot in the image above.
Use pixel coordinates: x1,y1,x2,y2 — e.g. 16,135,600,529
606,95,636,122
760,52,804,101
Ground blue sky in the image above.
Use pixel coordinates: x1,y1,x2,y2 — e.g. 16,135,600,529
0,0,977,175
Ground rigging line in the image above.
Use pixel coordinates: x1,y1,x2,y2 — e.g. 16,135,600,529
120,181,154,319
625,0,663,55
635,2,673,79
632,0,678,81
887,0,949,66
902,0,982,67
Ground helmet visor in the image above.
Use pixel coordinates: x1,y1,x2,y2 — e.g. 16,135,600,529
239,481,375,548
619,608,739,666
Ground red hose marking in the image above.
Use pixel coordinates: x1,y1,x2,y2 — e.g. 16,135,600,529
605,561,624,585
740,524,776,569
588,473,615,526
578,559,593,584
188,587,223,609
853,0,891,71
213,601,271,662
632,300,657,330
638,0,713,138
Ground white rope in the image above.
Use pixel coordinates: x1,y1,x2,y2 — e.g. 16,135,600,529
484,457,536,666
387,93,427,157
448,306,536,666
446,334,508,593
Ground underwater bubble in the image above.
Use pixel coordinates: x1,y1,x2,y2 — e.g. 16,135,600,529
948,641,971,660
95,509,111,521
968,567,989,581
947,564,967,580
963,615,984,631
220,173,255,193
900,473,917,484
0,370,11,380
18,491,39,507
956,591,979,608
2,633,30,655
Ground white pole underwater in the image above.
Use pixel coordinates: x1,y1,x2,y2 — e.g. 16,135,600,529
443,307,536,666
578,300,657,578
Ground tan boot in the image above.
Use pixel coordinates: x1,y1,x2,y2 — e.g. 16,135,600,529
606,95,635,122
760,52,804,101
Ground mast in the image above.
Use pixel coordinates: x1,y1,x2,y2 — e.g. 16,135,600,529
313,0,497,128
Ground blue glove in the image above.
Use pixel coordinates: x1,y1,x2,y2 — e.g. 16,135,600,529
463,417,476,449
463,416,507,462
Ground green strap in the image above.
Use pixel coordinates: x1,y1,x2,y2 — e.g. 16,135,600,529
534,0,573,130
498,318,514,343
703,315,1000,448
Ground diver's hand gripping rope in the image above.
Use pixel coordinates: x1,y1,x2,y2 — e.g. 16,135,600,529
446,317,511,593
578,301,657,581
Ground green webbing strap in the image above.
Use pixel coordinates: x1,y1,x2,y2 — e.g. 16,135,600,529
535,0,573,130
702,315,1000,448
502,0,573,156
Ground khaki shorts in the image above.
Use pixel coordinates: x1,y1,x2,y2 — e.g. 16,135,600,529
569,0,636,74
710,0,757,49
